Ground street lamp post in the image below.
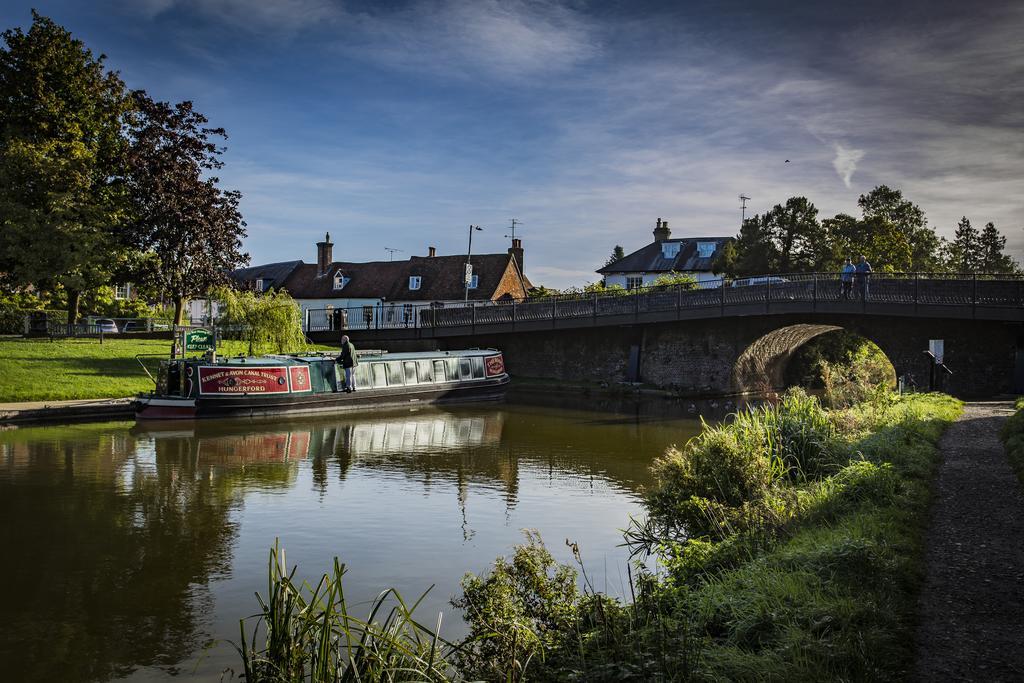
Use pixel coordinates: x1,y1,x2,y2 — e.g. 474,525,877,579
465,225,482,302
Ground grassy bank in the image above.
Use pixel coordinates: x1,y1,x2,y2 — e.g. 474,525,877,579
0,338,334,402
238,390,961,681
1000,397,1024,486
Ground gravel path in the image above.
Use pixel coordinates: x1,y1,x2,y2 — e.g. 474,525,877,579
913,401,1024,681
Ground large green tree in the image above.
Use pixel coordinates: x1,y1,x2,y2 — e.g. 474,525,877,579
857,185,940,271
944,216,980,273
0,11,132,323
125,92,248,325
978,221,1018,274
718,197,824,276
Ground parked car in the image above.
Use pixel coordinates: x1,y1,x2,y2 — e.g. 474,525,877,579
95,318,119,333
730,276,790,287
122,321,145,333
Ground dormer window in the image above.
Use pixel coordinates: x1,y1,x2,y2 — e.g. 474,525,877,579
333,272,347,291
468,274,479,289
409,275,422,291
697,241,716,258
255,278,265,292
661,242,680,259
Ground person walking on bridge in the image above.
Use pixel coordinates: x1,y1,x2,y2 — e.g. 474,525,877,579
855,255,873,301
340,335,358,392
841,257,856,299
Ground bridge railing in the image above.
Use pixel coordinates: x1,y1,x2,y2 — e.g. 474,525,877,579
302,272,1024,334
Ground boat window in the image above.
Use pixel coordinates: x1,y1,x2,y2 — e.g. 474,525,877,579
404,361,419,385
387,361,404,385
471,356,485,378
371,363,388,388
417,360,434,383
446,357,459,381
433,359,447,382
354,364,371,388
459,358,473,380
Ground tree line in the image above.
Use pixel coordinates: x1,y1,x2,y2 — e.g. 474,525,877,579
712,186,1019,277
0,12,248,325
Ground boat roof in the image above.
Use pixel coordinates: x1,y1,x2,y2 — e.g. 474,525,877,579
179,349,500,366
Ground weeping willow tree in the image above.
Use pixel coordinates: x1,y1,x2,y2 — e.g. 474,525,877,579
214,286,308,355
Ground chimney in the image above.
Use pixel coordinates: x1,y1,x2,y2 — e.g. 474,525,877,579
508,238,524,276
653,218,671,242
428,246,436,257
316,232,333,276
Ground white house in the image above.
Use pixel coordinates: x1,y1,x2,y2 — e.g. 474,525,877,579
597,218,732,289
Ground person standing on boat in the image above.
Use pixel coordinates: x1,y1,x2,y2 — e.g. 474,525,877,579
340,335,358,392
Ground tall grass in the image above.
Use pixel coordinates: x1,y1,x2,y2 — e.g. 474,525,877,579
234,541,455,682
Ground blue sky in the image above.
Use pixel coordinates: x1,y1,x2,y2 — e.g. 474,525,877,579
3,1,1022,287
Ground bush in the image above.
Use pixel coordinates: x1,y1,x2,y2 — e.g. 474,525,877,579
645,388,837,540
452,531,579,681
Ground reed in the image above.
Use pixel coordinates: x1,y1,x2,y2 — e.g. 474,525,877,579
234,540,456,682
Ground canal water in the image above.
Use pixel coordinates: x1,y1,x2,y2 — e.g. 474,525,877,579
0,394,717,681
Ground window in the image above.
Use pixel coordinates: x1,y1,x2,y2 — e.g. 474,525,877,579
697,241,716,258
409,276,422,290
471,357,485,378
661,242,680,259
333,272,346,290
354,365,371,389
459,358,473,380
371,363,388,388
386,304,396,323
404,361,419,385
417,360,435,383
255,279,265,292
114,284,131,300
362,306,374,326
386,362,404,385
403,304,414,324
446,357,460,381
626,276,643,290
433,359,447,382
468,274,479,289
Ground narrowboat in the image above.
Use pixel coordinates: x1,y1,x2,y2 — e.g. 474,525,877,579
134,349,509,420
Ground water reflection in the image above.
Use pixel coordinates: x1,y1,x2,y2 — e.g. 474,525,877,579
0,399,706,682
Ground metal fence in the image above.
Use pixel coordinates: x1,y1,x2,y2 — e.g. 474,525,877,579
304,272,1024,335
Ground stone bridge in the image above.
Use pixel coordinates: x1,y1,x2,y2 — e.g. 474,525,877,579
309,274,1024,397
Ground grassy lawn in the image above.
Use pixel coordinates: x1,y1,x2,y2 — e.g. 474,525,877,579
0,337,337,403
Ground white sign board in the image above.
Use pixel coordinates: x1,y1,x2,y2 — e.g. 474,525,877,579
464,263,473,285
929,339,944,364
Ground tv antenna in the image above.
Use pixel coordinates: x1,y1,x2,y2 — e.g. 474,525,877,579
739,194,751,223
384,247,403,261
504,218,523,240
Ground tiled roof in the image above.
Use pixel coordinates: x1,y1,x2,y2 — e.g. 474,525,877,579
237,253,527,302
597,237,732,274
231,261,302,288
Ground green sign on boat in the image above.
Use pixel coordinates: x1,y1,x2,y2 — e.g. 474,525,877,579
184,328,214,352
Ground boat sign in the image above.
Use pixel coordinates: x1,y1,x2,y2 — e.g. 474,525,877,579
185,329,214,352
198,366,290,394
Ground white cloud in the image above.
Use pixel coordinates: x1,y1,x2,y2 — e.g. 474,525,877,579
832,144,865,188
341,0,600,81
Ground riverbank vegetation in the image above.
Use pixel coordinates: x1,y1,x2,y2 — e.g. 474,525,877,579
239,389,961,681
1000,398,1024,486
